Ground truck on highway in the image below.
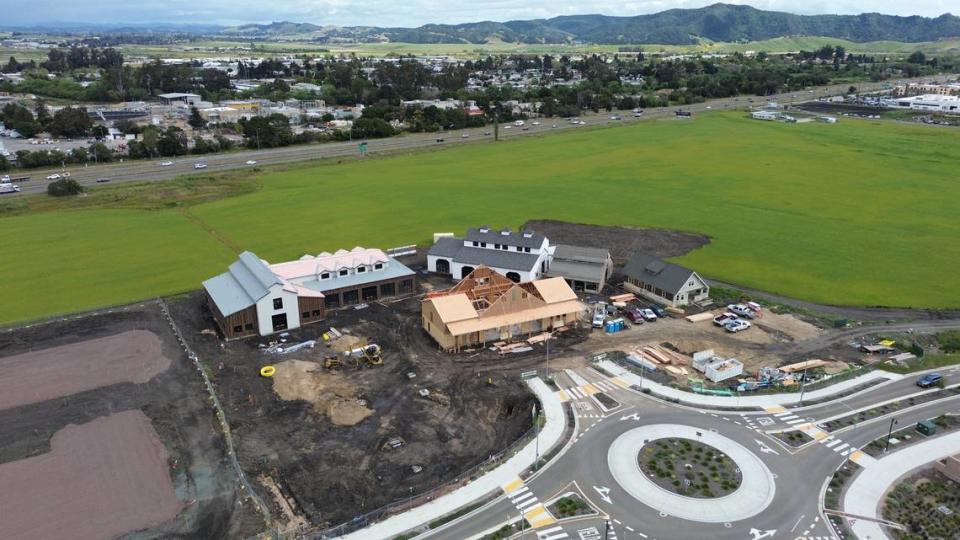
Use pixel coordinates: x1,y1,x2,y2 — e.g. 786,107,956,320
1,175,29,183
0,183,21,194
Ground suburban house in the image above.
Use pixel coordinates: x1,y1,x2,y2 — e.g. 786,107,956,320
204,247,415,339
422,266,584,352
546,244,613,293
427,226,551,282
621,253,710,307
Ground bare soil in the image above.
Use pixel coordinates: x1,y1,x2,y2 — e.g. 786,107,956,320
0,304,261,539
0,329,171,410
169,289,546,530
522,219,711,266
0,410,183,540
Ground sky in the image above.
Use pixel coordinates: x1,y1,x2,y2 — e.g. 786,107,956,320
2,0,955,28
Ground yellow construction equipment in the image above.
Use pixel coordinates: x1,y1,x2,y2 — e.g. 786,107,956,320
323,357,344,369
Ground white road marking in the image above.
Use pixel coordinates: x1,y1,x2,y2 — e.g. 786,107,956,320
785,418,805,425
833,443,849,453
593,485,613,504
755,439,781,455
824,439,841,448
749,528,777,540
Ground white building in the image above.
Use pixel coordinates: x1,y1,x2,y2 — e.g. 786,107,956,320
893,94,960,112
427,226,551,282
751,110,778,121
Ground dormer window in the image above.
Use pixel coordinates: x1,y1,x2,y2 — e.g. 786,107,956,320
480,242,486,248
522,231,533,238
479,227,489,233
525,247,531,253
321,272,330,280
515,246,522,252
339,269,349,276
472,241,479,246
500,230,510,236
357,266,366,273
494,244,500,249
374,263,383,270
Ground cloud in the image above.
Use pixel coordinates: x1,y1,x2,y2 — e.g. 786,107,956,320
2,0,954,27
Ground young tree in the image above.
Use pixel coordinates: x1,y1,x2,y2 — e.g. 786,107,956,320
49,106,93,138
91,124,109,140
34,99,52,129
188,106,207,130
47,178,84,197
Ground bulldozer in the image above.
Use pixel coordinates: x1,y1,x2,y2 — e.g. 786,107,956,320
341,343,383,368
323,356,344,369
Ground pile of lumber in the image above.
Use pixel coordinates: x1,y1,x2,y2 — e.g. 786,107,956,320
527,332,553,345
780,359,828,373
490,342,534,354
632,344,690,376
610,293,636,303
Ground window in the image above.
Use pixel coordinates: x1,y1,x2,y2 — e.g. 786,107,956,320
480,242,486,247
339,269,348,276
501,245,508,250
233,325,242,333
273,298,283,310
321,272,330,279
312,309,321,316
524,247,531,253
302,311,310,319
374,263,383,270
494,244,500,249
357,266,366,273
244,323,253,331
472,241,479,246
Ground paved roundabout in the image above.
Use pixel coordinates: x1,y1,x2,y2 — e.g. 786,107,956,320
608,424,776,523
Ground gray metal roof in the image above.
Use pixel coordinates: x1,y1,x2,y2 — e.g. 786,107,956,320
300,258,415,293
547,259,607,284
621,252,698,295
427,236,463,258
465,226,546,249
203,251,279,316
454,246,540,272
553,244,611,264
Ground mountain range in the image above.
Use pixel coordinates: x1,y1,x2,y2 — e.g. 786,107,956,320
220,4,960,44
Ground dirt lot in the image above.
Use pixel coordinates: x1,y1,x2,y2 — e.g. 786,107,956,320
169,289,548,530
0,304,261,539
0,329,171,410
522,219,711,266
0,410,183,540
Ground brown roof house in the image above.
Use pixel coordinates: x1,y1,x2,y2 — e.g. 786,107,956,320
421,266,585,352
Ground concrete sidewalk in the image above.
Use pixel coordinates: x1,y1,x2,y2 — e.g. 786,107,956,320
338,377,566,540
595,360,900,409
843,430,960,540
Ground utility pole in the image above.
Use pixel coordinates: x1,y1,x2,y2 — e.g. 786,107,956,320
638,349,646,391
605,519,611,540
885,418,898,453
492,104,499,141
798,365,809,404
545,331,551,378
533,404,540,470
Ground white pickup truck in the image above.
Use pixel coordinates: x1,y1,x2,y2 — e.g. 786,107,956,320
0,183,21,194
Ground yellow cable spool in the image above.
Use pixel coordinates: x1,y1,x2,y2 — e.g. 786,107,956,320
260,365,276,377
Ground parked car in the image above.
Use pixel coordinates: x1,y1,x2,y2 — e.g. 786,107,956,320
45,173,61,180
245,160,257,165
625,308,645,324
160,161,173,166
724,320,752,333
727,304,757,319
713,312,737,326
640,308,658,322
194,162,207,169
647,305,667,318
916,373,943,388
592,311,606,328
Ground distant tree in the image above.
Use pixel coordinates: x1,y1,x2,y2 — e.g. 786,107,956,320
34,98,52,129
907,51,926,64
0,155,10,171
188,106,207,130
114,118,141,135
89,142,113,162
91,124,109,140
47,178,84,197
48,106,93,138
1,103,40,138
156,127,187,156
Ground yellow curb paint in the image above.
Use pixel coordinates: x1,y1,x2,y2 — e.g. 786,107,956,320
556,390,570,402
611,377,631,388
813,431,829,441
849,450,864,462
765,405,787,413
582,383,599,396
502,477,524,494
530,514,557,528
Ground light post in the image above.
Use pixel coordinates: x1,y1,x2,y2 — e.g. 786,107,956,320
798,365,809,404
545,330,551,377
533,404,540,470
491,104,499,141
638,349,646,391
605,520,611,540
885,418,898,453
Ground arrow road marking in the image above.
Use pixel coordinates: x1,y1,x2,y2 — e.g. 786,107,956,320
619,413,641,421
593,485,612,504
750,528,777,540
755,439,780,455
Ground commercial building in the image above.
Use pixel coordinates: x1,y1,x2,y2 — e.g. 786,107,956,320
158,93,202,106
751,110,778,121
893,94,960,112
622,252,710,308
546,244,613,293
421,266,584,351
427,226,551,282
203,248,415,339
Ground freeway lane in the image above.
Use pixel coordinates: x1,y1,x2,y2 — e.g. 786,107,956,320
8,74,954,196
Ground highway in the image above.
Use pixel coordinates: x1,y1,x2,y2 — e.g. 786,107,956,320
7,74,954,196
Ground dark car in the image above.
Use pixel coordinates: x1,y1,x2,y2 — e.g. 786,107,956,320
917,373,943,388
625,308,644,324
647,305,667,318
95,178,110,183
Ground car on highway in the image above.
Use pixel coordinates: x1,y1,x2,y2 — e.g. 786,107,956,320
724,319,752,333
461,133,469,138
610,115,622,120
625,308,645,324
0,183,20,194
0,175,10,182
160,161,173,166
552,124,558,128
194,162,207,169
916,373,943,388
483,131,491,136
245,160,257,165
713,312,738,326
640,308,658,322
503,125,512,130
531,121,540,126
95,178,110,183
45,173,61,180
435,137,445,142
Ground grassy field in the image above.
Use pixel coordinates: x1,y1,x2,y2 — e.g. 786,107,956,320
2,112,959,324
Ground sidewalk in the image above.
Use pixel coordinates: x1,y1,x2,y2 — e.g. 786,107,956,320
338,377,565,540
843,430,960,540
595,360,900,409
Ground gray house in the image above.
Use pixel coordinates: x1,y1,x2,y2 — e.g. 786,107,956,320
546,244,613,293
622,253,709,307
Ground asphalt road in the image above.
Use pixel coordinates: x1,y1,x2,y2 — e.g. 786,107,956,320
7,74,955,196
420,361,960,540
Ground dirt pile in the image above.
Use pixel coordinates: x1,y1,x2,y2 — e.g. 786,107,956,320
271,359,374,426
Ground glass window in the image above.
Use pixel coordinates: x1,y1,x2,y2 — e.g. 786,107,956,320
273,298,283,309
321,272,330,279
339,269,348,276
233,325,242,333
302,311,310,319
374,263,383,270
357,266,366,273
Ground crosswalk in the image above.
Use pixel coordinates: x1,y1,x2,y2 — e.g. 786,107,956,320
502,477,557,529
537,525,570,540
773,410,806,425
796,423,876,465
556,376,628,403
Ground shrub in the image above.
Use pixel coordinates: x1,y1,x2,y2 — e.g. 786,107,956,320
47,178,83,197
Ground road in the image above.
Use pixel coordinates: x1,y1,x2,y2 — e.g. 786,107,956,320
415,360,960,540
7,74,955,196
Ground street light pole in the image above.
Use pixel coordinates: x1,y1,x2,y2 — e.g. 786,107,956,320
638,350,646,391
885,418,899,453
605,519,611,540
798,365,809,404
533,404,540,470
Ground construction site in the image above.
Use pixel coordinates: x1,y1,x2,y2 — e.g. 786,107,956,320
167,286,556,534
